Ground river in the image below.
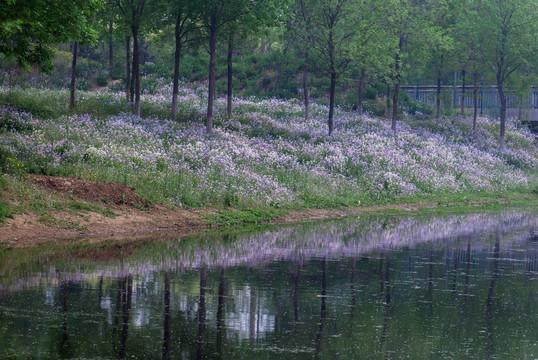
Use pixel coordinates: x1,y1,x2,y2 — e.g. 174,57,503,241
1,208,537,359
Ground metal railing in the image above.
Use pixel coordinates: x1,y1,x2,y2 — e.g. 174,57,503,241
401,85,538,121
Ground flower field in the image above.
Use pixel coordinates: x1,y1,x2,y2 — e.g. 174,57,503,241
1,83,537,208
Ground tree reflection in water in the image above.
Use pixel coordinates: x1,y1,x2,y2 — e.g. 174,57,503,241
0,210,537,359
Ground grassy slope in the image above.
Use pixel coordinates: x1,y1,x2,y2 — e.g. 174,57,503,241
0,84,537,231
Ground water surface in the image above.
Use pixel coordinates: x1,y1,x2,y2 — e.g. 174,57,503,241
1,209,538,359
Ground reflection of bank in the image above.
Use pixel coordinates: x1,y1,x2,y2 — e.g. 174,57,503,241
2,211,535,295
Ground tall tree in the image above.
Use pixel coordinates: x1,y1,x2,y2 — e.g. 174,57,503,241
195,0,248,133
305,0,359,135
289,0,315,121
479,0,538,150
348,1,394,117
385,0,429,133
167,0,198,121
115,0,146,117
69,4,102,110
223,1,283,117
424,0,455,119
454,0,487,131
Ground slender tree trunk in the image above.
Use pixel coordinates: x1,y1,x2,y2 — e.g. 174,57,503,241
473,80,478,132
125,36,131,103
206,18,217,133
132,25,140,116
385,83,391,119
436,71,441,119
130,48,135,103
227,34,233,117
461,69,466,116
391,35,403,132
328,30,335,136
108,21,114,71
260,38,267,54
497,79,506,151
303,51,310,121
328,70,336,136
69,41,78,110
392,83,400,132
172,14,183,121
358,70,365,116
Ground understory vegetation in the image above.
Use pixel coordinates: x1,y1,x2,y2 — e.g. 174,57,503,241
1,79,536,216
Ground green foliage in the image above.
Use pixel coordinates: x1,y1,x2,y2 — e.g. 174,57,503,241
0,90,61,119
0,0,102,71
96,71,109,87
0,201,13,224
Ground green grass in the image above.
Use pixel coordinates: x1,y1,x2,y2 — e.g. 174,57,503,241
37,213,87,231
0,174,117,223
0,201,13,224
206,208,287,227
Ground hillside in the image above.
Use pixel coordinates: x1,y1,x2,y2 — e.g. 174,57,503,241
0,81,537,242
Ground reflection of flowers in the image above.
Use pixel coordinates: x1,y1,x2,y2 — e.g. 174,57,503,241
1,210,535,292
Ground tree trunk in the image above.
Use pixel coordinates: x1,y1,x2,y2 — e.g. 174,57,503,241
303,52,310,121
391,40,401,132
172,15,183,121
436,71,441,119
132,25,140,116
260,38,267,54
328,71,336,136
497,80,506,150
108,21,114,71
328,30,335,136
385,83,391,119
125,36,131,103
473,81,478,132
69,41,78,110
461,69,466,116
130,48,135,103
206,18,217,133
227,34,233,117
358,69,365,116
392,83,400,132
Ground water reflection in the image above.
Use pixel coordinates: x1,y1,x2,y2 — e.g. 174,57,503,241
0,209,537,359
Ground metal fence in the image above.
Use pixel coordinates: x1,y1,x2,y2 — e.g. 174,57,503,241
401,85,538,122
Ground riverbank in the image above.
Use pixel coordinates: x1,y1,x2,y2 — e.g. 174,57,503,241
1,87,537,248
1,173,536,248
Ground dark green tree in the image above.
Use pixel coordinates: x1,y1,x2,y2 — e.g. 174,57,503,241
0,0,101,72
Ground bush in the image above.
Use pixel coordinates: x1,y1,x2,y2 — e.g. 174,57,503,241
0,90,59,119
0,106,33,133
0,201,13,224
96,72,109,87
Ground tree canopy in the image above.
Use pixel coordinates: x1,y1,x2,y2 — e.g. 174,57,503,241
0,0,102,71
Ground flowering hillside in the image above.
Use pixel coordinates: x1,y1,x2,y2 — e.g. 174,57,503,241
1,84,536,208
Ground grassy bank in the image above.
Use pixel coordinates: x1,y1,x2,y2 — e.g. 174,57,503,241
0,82,537,234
